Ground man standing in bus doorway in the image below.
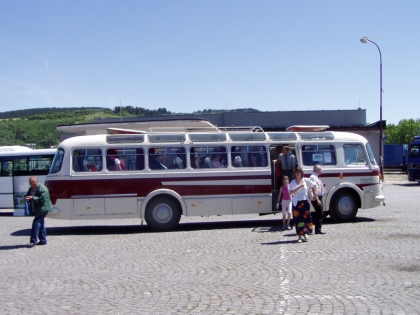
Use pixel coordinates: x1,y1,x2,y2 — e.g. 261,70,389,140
25,176,52,247
277,145,296,186
310,165,326,235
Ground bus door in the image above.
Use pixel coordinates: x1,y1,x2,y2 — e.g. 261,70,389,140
0,159,13,208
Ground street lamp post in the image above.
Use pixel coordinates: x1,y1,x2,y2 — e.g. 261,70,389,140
360,36,383,181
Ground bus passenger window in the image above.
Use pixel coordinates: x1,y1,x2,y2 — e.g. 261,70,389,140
107,148,143,171
167,147,186,169
191,146,227,169
231,146,247,167
301,145,336,166
83,157,98,172
249,146,268,167
344,144,366,166
149,148,167,170
1,161,11,176
73,149,102,172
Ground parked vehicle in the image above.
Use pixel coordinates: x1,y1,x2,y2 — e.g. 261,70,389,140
45,125,385,231
407,136,420,183
0,146,56,215
384,144,408,172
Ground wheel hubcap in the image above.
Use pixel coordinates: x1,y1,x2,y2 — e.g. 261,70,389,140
153,203,173,224
338,196,355,216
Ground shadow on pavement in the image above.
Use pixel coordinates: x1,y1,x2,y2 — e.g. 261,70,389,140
392,182,420,187
9,216,375,237
322,216,375,225
10,219,283,237
261,239,298,245
0,244,32,251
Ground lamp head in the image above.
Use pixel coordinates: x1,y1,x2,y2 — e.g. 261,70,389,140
360,36,370,43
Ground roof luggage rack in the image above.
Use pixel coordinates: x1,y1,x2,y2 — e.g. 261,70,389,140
107,125,265,135
286,125,329,132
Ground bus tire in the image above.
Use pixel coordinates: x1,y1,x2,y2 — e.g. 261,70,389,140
145,197,181,232
329,191,358,222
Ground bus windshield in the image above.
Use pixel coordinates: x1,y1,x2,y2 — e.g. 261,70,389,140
408,144,420,157
50,148,64,174
366,143,378,165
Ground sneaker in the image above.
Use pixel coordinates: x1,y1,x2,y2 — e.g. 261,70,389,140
287,226,292,230
36,241,47,245
28,243,36,248
296,239,302,243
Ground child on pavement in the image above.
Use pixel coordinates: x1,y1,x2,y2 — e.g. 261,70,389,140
276,176,292,230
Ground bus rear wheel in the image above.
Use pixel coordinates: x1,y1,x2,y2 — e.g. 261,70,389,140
145,197,181,232
329,191,358,222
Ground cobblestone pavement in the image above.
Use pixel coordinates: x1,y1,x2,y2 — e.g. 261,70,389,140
1,180,419,314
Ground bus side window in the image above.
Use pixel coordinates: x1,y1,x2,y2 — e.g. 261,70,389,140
191,146,227,169
107,148,143,171
1,161,11,176
301,145,336,166
231,146,246,167
73,150,83,172
344,144,366,166
249,146,268,167
167,147,186,169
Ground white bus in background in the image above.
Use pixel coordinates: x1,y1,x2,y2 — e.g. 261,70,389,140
45,126,385,231
0,146,56,216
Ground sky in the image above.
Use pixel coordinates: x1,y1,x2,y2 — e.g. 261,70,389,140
0,1,419,125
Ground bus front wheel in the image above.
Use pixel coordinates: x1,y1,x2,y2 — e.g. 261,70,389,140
329,191,358,222
145,197,181,232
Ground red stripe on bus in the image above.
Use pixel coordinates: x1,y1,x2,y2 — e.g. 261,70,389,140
46,176,272,204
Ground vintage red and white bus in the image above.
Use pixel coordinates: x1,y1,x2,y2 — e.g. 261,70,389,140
45,126,385,231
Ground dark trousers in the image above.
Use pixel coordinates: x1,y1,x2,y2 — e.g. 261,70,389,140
311,196,323,233
30,214,47,244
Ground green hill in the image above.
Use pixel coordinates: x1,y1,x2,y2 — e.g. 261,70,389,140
0,106,260,148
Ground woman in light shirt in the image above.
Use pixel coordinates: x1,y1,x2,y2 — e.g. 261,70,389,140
289,167,316,243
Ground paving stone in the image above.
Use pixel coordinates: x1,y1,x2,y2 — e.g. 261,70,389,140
0,182,419,314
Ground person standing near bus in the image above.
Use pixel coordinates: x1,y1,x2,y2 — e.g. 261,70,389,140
310,164,326,235
276,175,292,230
289,168,316,243
25,176,52,247
277,145,296,186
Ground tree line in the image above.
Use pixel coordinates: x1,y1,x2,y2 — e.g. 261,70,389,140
0,106,262,148
385,119,420,144
0,107,418,148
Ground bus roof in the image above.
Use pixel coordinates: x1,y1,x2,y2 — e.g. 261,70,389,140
0,148,56,157
56,130,368,149
0,146,33,152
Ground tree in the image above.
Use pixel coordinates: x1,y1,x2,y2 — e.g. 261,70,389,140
385,119,420,144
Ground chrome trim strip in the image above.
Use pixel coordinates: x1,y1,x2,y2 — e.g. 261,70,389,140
71,193,137,199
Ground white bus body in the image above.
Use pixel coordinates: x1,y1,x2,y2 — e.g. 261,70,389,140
46,128,385,231
0,147,56,215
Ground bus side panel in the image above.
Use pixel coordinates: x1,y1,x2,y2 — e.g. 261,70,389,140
74,198,105,216
233,195,271,214
184,196,233,216
0,177,14,208
105,197,138,215
362,183,384,209
51,199,73,220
